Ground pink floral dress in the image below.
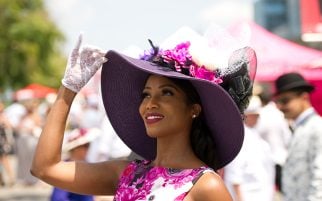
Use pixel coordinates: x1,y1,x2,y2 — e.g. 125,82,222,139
113,160,214,201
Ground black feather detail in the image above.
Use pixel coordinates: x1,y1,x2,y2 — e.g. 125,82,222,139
220,63,253,114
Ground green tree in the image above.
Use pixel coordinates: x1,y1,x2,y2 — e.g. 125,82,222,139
0,0,65,91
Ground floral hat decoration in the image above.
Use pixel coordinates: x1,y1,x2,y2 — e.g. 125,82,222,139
101,26,257,169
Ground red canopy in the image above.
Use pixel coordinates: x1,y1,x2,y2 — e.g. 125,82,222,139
15,83,57,101
228,21,322,82
228,21,322,115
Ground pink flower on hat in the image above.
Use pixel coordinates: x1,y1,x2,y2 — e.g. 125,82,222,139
141,41,223,84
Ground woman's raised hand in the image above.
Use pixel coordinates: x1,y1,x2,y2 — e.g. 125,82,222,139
62,34,108,93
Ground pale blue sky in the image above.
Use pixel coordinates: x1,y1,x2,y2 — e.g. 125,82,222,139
44,0,256,55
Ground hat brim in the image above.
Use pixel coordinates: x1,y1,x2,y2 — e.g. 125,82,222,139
101,50,244,169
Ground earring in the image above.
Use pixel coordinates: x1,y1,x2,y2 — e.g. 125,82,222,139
192,114,197,119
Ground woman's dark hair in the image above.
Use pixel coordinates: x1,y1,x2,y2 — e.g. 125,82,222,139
168,78,219,170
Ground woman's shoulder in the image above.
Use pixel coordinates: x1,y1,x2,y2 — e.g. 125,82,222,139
194,170,224,190
188,170,233,201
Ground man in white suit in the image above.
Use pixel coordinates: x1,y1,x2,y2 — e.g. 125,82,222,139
274,72,322,201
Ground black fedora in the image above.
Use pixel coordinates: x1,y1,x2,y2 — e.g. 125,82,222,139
274,72,314,95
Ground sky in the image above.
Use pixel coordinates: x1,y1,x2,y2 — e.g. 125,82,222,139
44,0,256,55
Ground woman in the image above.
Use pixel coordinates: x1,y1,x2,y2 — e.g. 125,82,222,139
31,34,256,200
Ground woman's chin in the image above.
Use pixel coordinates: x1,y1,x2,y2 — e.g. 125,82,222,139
146,133,159,138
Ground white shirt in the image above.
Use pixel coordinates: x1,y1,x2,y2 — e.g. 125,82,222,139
224,126,275,201
256,102,292,165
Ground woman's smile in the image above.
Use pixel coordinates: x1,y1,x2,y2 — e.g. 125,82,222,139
145,112,164,124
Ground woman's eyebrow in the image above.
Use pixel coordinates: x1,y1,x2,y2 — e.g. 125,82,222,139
143,84,179,91
158,84,179,91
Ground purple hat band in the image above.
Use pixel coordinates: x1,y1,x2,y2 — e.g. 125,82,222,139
101,50,244,169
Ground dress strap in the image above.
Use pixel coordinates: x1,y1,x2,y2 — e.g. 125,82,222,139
192,167,215,185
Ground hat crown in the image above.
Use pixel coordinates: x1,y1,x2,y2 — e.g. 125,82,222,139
276,72,305,87
275,72,314,95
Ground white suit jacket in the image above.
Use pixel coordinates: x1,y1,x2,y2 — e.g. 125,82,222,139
282,108,322,201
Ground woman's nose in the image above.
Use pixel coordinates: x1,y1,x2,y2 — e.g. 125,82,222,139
146,96,159,109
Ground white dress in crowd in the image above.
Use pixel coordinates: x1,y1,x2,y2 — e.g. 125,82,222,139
224,126,275,201
256,102,292,167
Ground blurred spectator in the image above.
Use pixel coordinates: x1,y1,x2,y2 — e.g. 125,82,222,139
51,128,99,201
68,94,86,130
81,94,131,163
86,116,131,163
16,99,43,186
59,92,131,163
224,96,275,201
274,72,322,201
257,84,292,192
4,100,26,132
38,93,58,119
0,101,15,186
79,94,104,129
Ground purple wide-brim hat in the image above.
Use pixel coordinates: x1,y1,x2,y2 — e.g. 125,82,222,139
101,50,244,169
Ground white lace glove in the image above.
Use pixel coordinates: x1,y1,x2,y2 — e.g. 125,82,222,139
62,34,108,93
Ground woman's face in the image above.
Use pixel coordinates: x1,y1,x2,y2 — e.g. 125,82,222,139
139,75,199,138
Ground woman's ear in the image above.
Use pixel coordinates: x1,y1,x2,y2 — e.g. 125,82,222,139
191,104,202,118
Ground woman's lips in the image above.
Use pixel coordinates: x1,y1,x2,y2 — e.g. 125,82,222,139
145,113,164,124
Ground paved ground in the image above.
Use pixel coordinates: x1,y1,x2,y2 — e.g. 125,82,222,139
0,184,282,201
0,183,115,201
0,155,51,201
0,184,51,201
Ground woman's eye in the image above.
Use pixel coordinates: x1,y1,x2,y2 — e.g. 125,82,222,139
162,89,174,96
141,92,150,99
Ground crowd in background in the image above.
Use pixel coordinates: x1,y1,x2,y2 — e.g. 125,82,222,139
0,77,320,201
223,86,292,201
0,91,132,190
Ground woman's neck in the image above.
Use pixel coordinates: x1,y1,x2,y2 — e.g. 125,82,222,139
153,136,205,169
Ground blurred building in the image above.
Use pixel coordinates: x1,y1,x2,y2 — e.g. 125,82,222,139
254,0,322,47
